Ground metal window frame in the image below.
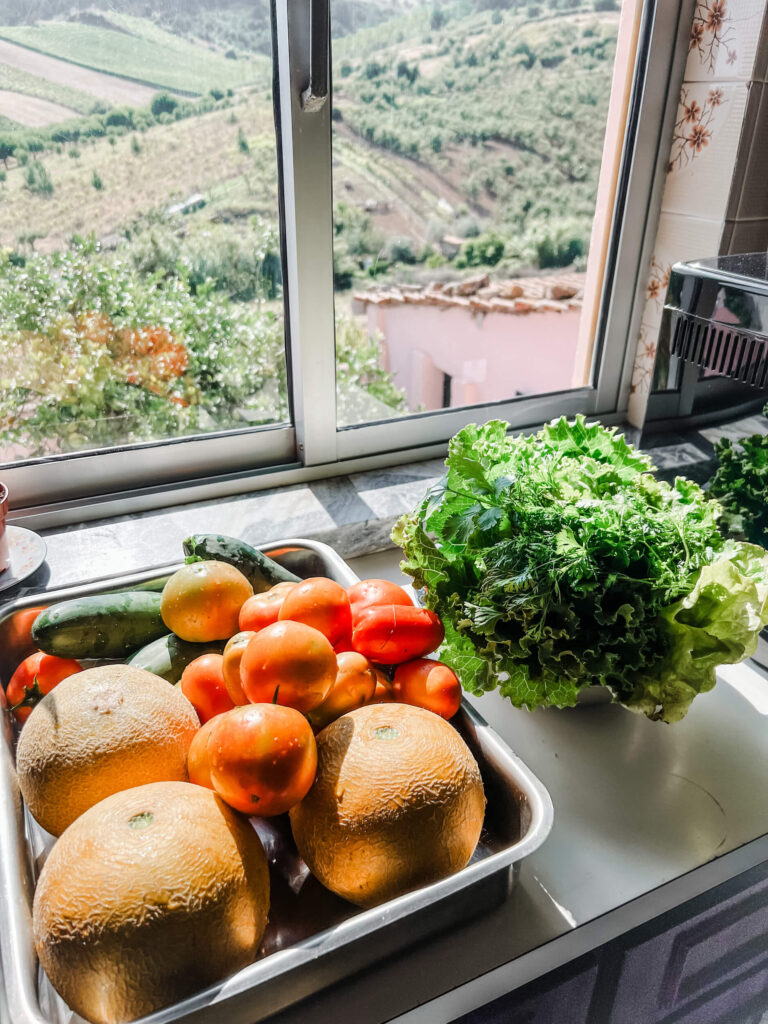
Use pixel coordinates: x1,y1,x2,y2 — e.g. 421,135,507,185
3,0,693,527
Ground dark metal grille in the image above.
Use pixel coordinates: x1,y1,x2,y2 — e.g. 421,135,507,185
670,311,768,389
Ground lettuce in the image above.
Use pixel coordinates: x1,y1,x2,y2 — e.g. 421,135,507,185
392,417,768,722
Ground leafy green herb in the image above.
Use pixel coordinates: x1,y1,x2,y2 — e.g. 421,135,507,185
709,431,768,548
393,416,768,723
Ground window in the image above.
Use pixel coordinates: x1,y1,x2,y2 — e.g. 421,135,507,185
0,1,691,518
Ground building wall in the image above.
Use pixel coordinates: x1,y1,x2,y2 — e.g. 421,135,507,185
365,304,581,412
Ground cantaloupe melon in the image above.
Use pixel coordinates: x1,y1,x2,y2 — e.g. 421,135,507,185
33,781,270,1024
289,703,485,908
16,664,199,836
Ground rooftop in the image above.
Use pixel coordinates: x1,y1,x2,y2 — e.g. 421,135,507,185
353,271,586,316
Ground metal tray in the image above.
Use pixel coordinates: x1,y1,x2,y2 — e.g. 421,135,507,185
0,539,553,1024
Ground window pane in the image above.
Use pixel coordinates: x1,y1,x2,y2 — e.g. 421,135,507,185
331,0,625,428
0,8,287,463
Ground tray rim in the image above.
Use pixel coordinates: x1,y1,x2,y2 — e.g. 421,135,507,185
0,537,554,1024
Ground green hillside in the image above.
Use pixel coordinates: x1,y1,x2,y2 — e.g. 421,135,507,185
0,20,267,93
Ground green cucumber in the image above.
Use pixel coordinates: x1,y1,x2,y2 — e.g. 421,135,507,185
182,533,300,593
31,592,166,660
128,634,225,684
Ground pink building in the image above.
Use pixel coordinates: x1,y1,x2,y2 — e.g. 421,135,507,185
353,272,586,411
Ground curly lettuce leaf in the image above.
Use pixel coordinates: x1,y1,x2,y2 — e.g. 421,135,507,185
622,543,768,722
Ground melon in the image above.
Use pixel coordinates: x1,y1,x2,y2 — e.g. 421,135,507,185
16,664,199,836
33,781,270,1024
289,703,486,907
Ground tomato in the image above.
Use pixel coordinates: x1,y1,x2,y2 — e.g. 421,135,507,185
347,579,412,622
5,606,47,666
222,631,255,706
278,577,352,646
129,325,174,356
161,560,253,642
333,637,355,654
6,652,81,724
187,717,219,789
239,582,296,633
180,654,235,724
392,659,462,719
240,620,336,713
351,606,444,665
209,704,317,816
308,651,377,730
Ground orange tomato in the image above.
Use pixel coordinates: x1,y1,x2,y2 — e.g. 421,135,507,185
187,717,219,789
239,582,296,633
347,579,413,622
392,659,462,720
209,704,317,816
129,325,174,356
6,652,82,724
180,654,235,724
308,651,377,730
222,631,255,706
240,621,336,713
5,606,47,665
278,577,352,646
352,606,444,665
161,561,253,642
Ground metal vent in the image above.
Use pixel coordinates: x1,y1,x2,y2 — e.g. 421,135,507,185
670,311,768,389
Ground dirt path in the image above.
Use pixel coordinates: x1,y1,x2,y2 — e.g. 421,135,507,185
0,89,78,126
0,38,156,106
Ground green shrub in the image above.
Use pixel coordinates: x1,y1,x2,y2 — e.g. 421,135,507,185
151,93,179,118
456,232,505,268
24,162,53,197
92,171,104,191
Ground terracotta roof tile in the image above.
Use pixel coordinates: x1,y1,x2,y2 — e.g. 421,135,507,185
353,271,585,315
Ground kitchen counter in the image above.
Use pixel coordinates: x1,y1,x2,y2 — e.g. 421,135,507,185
3,447,768,1023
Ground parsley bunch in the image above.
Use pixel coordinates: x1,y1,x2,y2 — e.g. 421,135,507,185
393,417,768,722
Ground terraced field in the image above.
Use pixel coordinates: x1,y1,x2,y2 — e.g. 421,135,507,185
0,90,77,126
0,21,268,95
0,38,156,107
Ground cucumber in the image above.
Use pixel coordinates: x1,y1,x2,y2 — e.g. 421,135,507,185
182,533,300,593
128,634,225,684
31,592,166,660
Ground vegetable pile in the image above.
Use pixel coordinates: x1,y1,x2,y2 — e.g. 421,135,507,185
393,416,768,722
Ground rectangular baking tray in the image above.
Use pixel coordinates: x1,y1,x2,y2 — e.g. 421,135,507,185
0,538,553,1024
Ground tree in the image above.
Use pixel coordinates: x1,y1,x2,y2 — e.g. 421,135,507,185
430,8,446,30
0,138,14,169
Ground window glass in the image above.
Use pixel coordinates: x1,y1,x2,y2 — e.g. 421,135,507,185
331,0,624,427
0,5,287,463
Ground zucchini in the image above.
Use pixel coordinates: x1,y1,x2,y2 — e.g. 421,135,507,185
183,533,300,593
32,592,166,660
128,634,225,683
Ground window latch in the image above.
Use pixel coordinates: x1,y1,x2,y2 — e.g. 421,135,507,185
301,0,330,112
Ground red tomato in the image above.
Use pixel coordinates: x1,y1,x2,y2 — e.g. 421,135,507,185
180,653,235,724
239,582,296,633
351,606,444,665
392,659,462,719
222,631,255,706
347,579,413,622
209,704,317,816
187,717,219,789
308,651,377,730
240,620,336,713
333,637,355,654
278,577,352,646
6,652,82,724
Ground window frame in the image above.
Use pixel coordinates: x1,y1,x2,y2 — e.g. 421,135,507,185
3,0,695,528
